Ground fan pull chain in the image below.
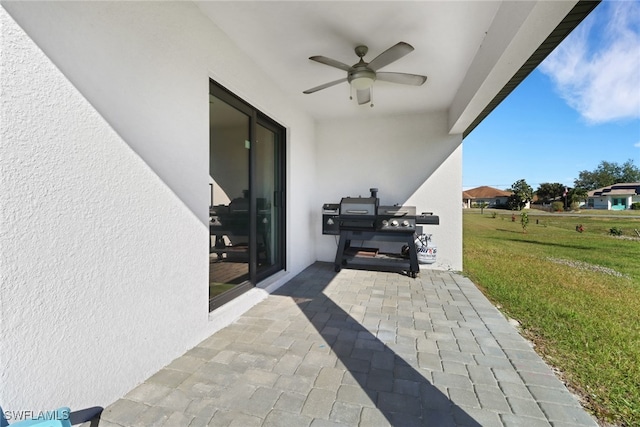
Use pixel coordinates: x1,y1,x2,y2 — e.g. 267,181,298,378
349,84,353,101
370,86,374,108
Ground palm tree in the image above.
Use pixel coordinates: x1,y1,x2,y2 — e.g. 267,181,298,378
570,187,588,208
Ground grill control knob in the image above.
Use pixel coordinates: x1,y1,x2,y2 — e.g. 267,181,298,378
382,220,389,227
391,220,399,227
402,220,410,227
327,218,334,225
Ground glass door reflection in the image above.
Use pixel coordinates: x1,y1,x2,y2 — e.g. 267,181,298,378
255,123,282,278
209,81,286,311
209,94,250,300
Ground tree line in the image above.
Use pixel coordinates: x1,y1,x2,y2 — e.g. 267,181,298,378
506,159,640,210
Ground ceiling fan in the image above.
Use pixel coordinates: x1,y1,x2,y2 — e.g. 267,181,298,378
303,42,427,107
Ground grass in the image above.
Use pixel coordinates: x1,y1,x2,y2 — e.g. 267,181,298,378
209,282,237,298
531,207,640,217
463,210,640,426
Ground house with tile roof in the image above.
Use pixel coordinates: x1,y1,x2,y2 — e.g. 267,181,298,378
463,186,512,208
587,183,640,210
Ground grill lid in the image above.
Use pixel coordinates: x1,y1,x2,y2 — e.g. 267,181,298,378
378,205,416,217
339,196,378,216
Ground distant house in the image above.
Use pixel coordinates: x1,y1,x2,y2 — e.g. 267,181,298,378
587,183,640,210
463,186,512,208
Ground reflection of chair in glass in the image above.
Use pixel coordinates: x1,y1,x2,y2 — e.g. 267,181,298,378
4,407,71,427
210,201,249,261
209,196,270,263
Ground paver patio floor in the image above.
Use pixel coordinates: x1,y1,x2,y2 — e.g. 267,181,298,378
92,262,597,427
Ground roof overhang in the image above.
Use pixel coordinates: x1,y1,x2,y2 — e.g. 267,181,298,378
460,0,600,137
197,1,599,135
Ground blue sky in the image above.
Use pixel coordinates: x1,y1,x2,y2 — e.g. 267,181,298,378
463,0,640,191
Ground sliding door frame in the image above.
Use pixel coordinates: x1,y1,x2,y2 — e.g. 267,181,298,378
209,80,286,310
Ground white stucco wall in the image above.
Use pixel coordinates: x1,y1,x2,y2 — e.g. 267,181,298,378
315,112,463,271
1,1,316,413
1,0,468,414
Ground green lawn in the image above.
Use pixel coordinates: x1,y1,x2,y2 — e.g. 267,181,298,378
463,210,640,426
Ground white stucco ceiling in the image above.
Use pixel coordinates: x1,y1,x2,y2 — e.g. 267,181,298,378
196,1,579,131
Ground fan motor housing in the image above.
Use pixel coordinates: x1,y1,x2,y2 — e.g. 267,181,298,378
354,45,368,58
347,68,376,85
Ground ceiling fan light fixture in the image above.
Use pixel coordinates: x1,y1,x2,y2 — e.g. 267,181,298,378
348,68,376,91
351,76,374,90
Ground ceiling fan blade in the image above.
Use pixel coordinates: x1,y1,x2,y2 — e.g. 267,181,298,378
376,72,427,86
356,88,371,105
309,56,352,72
368,42,414,71
303,77,348,94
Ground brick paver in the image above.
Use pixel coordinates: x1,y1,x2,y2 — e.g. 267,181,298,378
85,263,597,426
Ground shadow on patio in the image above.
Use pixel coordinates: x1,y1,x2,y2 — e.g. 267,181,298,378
95,262,597,427
269,264,481,426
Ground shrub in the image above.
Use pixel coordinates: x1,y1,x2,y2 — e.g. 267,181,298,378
520,211,529,233
609,227,623,236
631,202,640,210
551,201,564,212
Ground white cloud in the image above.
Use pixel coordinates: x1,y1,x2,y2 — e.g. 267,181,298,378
539,1,640,124
635,141,640,148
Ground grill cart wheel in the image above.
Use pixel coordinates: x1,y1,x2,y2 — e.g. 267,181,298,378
335,264,341,272
401,245,410,257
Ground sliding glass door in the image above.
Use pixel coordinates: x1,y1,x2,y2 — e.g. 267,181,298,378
255,122,284,278
209,81,285,310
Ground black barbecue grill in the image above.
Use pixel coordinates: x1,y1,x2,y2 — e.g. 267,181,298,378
322,188,439,277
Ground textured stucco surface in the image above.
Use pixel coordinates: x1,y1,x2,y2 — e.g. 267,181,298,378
0,5,207,410
0,1,316,411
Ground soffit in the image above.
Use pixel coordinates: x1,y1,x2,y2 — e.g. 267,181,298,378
196,1,597,135
197,1,500,122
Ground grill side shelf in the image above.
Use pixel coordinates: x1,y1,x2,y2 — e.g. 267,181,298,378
416,213,440,225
